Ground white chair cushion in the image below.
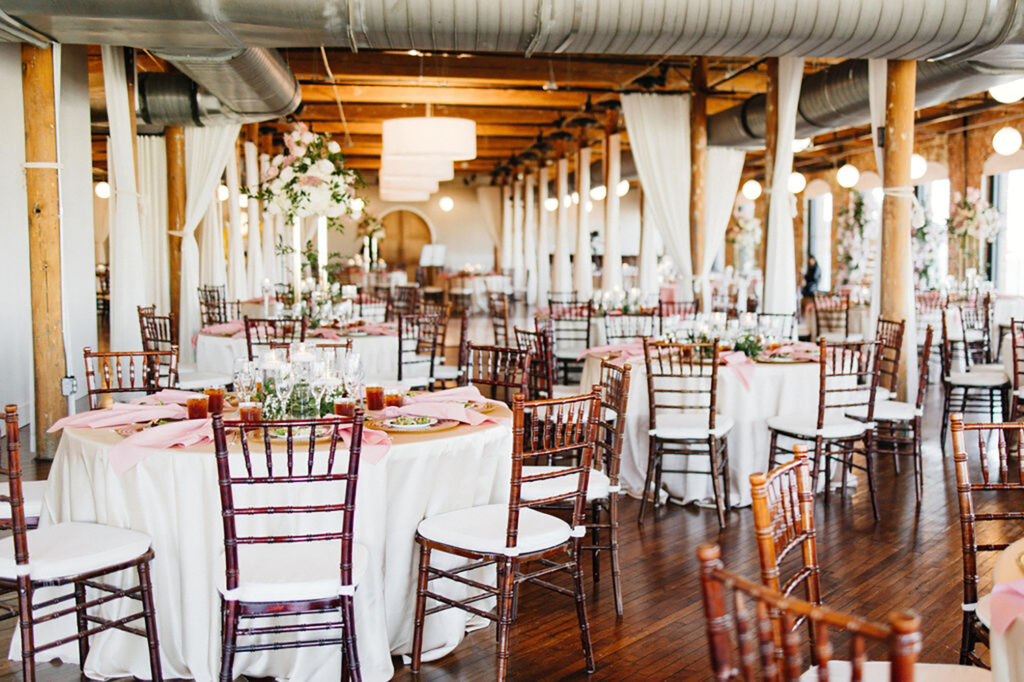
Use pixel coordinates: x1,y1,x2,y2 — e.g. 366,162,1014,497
650,412,734,439
875,387,894,402
0,522,151,581
219,541,368,603
432,364,460,381
766,414,870,439
976,592,992,628
946,371,1008,388
0,480,47,522
177,368,233,390
554,350,584,362
552,384,579,399
818,332,864,343
521,466,610,502
846,400,920,422
964,329,986,343
417,504,571,556
800,661,991,681
971,362,1005,374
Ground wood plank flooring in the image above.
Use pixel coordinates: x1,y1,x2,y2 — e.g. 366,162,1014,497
2,354,1019,679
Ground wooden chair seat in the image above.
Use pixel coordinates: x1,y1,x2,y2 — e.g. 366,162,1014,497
218,541,369,603
800,661,993,681
431,364,460,381
520,466,611,502
552,384,578,399
176,367,233,390
0,521,151,581
847,400,921,421
648,412,734,439
945,370,1008,387
820,331,863,343
416,503,573,556
0,480,46,527
766,414,872,439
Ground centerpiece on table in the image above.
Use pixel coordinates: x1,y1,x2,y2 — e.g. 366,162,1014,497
834,192,876,288
356,213,384,270
949,187,1002,278
727,208,761,275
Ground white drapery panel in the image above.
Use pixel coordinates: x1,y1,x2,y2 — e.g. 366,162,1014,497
512,179,526,291
244,142,263,297
552,157,571,294
199,194,227,288
867,58,887,340
762,57,804,315
699,147,746,311
260,155,279,286
136,135,170,315
620,93,694,299
602,133,623,291
574,146,594,298
523,174,538,304
225,148,246,300
638,193,659,296
536,166,552,305
474,185,502,263
500,185,513,272
102,47,146,351
178,124,240,362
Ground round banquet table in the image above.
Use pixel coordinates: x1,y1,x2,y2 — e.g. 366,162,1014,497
25,410,513,681
578,353,821,507
447,274,511,312
992,537,1024,682
195,332,399,382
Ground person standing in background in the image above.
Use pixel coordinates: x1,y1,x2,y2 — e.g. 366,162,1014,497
800,255,820,319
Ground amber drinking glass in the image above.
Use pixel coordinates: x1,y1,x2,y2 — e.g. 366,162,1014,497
384,392,403,408
186,396,209,420
365,385,385,411
239,402,262,423
333,398,356,417
204,387,225,414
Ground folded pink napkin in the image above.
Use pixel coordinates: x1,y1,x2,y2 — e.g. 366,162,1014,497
47,403,187,433
720,351,755,391
577,339,646,363
768,342,820,362
354,322,398,336
379,403,504,427
107,418,213,473
338,423,391,465
405,385,505,407
202,320,244,336
992,578,1024,635
131,389,204,405
308,327,342,341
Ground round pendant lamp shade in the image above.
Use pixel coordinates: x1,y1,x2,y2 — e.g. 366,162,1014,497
380,154,455,181
380,188,430,202
379,174,439,193
382,117,477,161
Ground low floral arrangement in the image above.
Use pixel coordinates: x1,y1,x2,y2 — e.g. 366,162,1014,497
835,192,876,287
727,208,761,264
912,198,946,290
356,213,384,240
258,123,364,227
949,187,1001,243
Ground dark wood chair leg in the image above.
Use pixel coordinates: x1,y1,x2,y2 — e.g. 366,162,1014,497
590,501,601,583
768,430,779,469
410,543,431,673
608,496,623,616
638,437,658,526
220,599,239,682
74,582,90,668
137,559,163,681
721,440,731,512
341,595,361,682
495,557,516,682
708,437,726,528
941,386,952,455
17,577,34,682
570,544,596,674
865,433,880,522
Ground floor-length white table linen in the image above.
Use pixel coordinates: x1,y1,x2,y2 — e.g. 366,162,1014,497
447,275,511,312
992,537,1024,682
578,354,820,507
25,415,513,681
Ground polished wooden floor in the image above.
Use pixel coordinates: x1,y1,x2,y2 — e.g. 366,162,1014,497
3,348,1020,679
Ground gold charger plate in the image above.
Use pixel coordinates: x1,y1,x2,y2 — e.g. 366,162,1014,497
367,418,461,434
245,424,339,444
754,355,814,364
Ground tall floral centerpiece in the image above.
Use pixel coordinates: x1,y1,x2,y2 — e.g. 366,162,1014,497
356,213,385,271
912,198,946,290
257,123,364,298
949,187,1001,278
835,192,875,287
726,207,761,274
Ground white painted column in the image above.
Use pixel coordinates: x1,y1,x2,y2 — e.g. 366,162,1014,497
244,141,263,297
225,149,246,300
523,173,538,305
512,178,526,294
552,157,571,293
574,146,594,298
536,165,552,305
500,183,513,274
602,132,623,291
638,191,660,297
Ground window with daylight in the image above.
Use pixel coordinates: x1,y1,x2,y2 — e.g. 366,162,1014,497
806,193,833,291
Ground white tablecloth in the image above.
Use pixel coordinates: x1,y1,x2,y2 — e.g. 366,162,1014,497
195,333,399,383
992,537,1024,682
448,275,511,313
807,304,872,340
579,354,820,507
995,295,1024,329
26,417,513,681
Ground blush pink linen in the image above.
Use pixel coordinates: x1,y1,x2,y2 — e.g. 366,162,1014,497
719,351,755,391
379,403,504,427
108,418,213,473
576,339,646,363
47,403,188,433
338,423,392,465
131,389,204,405
767,341,820,362
992,578,1024,635
404,386,505,407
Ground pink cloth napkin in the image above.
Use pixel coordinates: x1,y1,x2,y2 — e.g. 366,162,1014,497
992,578,1024,635
768,342,820,362
577,339,646,363
405,386,505,407
338,423,392,465
308,327,342,341
379,403,504,427
131,389,204,405
354,322,398,336
107,418,213,474
47,403,187,433
720,351,755,391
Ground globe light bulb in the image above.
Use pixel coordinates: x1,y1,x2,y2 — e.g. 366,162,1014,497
741,179,762,201
787,172,806,194
836,164,860,189
993,127,1023,156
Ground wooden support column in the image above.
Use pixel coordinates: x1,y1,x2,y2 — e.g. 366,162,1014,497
880,60,918,400
758,58,779,274
690,56,708,277
22,44,67,457
166,126,185,320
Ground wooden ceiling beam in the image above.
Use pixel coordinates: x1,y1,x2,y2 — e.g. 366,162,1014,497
300,83,595,108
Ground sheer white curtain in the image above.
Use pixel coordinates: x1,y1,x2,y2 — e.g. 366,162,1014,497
475,186,502,267
178,124,240,362
536,166,552,304
602,133,623,291
199,194,227,288
136,135,170,314
763,57,804,315
225,147,246,300
512,180,526,291
638,193,659,296
621,93,694,299
867,58,887,339
699,147,746,310
574,146,594,298
244,141,264,297
102,46,146,350
523,174,538,304
500,185,513,272
552,157,571,293
260,155,279,286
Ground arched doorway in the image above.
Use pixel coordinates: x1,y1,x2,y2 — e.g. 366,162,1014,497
378,209,433,276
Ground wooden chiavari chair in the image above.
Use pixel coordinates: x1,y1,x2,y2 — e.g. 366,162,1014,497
916,290,945,348
211,411,365,682
137,304,156,321
389,284,420,321
243,316,307,361
697,543,925,681
487,292,511,346
83,346,178,409
357,292,388,322
960,302,1000,371
411,391,601,681
273,283,294,306
757,312,797,341
397,313,438,386
749,446,822,662
939,312,1009,454
458,344,531,403
1010,319,1024,421
603,310,657,343
515,326,556,399
140,309,233,390
767,339,883,520
812,291,851,342
549,302,593,385
658,299,699,335
950,414,1024,668
199,299,242,326
0,405,163,681
641,338,732,527
548,292,578,307
198,284,226,306
875,317,906,400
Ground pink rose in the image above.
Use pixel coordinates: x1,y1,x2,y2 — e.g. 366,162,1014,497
298,174,324,186
261,165,279,182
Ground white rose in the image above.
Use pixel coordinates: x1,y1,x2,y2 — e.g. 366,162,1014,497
269,178,284,194
327,140,341,154
301,131,315,145
266,202,281,215
316,158,335,176
325,203,345,218
272,154,284,167
280,166,295,183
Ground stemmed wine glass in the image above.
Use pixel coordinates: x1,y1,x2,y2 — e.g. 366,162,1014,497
310,361,334,418
269,362,294,418
343,351,365,403
233,359,256,403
